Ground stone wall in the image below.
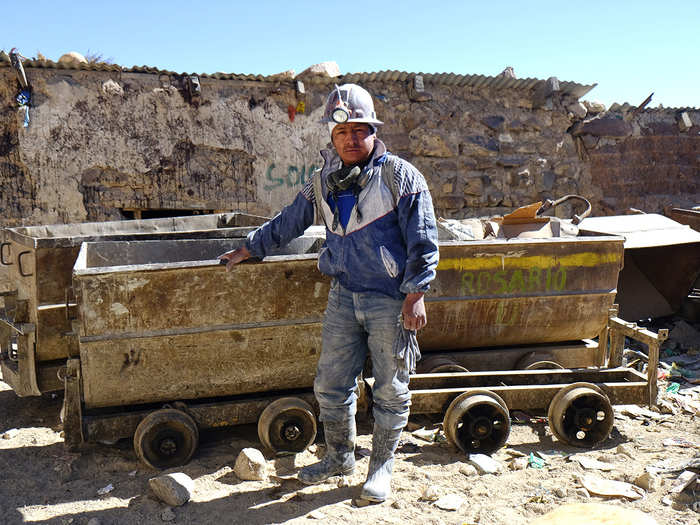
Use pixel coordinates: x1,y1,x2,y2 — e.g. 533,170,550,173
1,61,698,229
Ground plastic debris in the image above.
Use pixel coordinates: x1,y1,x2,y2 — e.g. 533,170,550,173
665,382,681,394
579,475,645,500
528,452,545,469
16,89,30,127
96,483,114,496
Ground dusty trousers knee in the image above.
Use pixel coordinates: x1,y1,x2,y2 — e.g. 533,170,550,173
360,425,403,502
298,418,356,484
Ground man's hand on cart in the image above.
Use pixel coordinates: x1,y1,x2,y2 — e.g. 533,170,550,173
218,246,251,272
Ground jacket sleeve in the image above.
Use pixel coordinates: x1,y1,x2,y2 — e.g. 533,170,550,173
396,168,440,294
245,181,315,258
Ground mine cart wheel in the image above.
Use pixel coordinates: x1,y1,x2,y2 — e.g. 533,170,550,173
417,355,469,374
133,408,199,470
523,360,564,370
443,389,511,455
258,397,317,454
547,382,613,448
516,352,564,370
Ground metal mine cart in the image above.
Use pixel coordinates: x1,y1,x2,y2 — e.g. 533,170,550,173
0,213,268,396
59,204,667,469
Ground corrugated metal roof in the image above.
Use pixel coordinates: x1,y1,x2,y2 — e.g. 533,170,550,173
0,54,597,98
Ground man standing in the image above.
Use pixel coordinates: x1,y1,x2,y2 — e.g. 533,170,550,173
219,84,439,502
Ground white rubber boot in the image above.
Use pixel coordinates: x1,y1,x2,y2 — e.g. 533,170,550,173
360,426,402,502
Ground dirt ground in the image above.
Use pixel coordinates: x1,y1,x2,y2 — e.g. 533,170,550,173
1,347,698,525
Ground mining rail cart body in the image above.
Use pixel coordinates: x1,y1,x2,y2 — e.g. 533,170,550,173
0,213,269,396
58,223,666,469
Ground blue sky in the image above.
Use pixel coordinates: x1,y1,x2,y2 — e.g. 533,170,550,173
3,0,699,108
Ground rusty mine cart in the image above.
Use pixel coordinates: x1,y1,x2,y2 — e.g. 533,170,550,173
0,204,671,469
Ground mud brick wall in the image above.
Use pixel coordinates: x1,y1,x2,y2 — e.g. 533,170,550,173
1,62,698,230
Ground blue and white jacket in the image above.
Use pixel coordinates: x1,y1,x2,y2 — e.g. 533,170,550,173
246,139,439,300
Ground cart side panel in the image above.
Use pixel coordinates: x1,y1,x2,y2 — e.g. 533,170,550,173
421,293,615,350
423,238,623,349
76,260,329,337
80,323,322,409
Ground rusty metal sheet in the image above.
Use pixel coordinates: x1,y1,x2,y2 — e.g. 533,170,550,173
422,237,623,349
668,208,700,232
0,213,269,395
579,214,700,320
579,213,700,249
79,321,322,409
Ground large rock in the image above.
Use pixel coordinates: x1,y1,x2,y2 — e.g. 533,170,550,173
297,61,340,78
234,448,268,481
148,472,194,507
58,52,88,66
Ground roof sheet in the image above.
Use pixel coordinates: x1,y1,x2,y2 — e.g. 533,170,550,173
0,53,596,98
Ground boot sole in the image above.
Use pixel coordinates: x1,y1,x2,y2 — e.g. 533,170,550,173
298,466,355,485
359,490,388,503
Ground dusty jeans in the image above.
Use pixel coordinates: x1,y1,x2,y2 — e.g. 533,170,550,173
314,281,411,431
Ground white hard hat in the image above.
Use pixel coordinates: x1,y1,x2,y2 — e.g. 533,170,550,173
321,84,383,127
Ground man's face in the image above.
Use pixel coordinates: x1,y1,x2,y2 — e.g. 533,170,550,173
331,123,375,166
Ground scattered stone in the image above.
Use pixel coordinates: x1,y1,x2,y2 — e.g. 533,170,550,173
579,475,645,500
353,498,370,507
160,507,175,521
468,454,503,474
234,448,267,481
615,444,635,458
459,464,478,477
634,472,660,492
510,457,529,471
307,509,326,519
553,487,566,498
411,427,438,442
504,448,527,458
148,473,194,507
434,493,465,511
421,484,441,502
669,470,698,494
390,500,404,510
